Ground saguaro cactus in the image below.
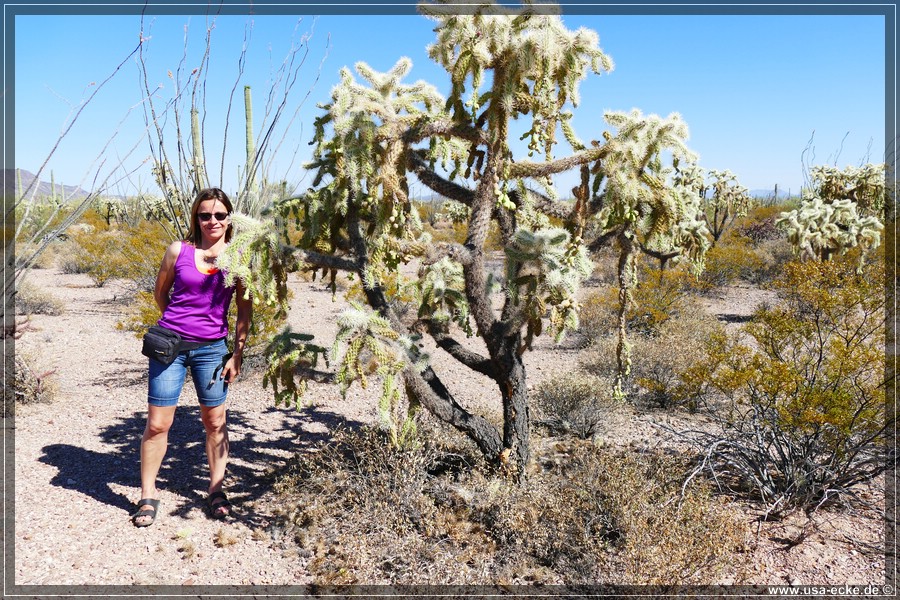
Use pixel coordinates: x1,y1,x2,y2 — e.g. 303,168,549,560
244,86,257,196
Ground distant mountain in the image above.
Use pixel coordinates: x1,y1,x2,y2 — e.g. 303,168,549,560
4,169,91,201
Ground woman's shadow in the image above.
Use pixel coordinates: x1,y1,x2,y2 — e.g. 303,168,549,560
37,402,364,517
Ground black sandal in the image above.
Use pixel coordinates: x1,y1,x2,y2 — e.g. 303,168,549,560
131,498,160,528
206,491,231,519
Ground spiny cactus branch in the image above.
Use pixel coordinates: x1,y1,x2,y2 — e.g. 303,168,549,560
507,145,608,179
408,151,475,205
295,249,359,272
425,325,497,378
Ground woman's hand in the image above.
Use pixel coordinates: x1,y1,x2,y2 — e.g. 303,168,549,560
221,352,243,384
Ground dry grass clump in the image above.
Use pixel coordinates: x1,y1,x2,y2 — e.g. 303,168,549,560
214,526,242,547
531,371,619,438
8,351,58,415
15,280,66,316
271,425,748,586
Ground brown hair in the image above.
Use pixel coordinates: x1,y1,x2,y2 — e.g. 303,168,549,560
185,187,234,246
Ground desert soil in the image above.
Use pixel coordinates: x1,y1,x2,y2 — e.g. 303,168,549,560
11,266,888,589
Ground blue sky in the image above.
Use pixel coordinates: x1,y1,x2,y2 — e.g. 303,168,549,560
11,4,888,199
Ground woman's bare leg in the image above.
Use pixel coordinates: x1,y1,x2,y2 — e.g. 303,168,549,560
136,404,176,525
200,403,229,499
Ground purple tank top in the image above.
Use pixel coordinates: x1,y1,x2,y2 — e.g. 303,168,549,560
157,242,236,342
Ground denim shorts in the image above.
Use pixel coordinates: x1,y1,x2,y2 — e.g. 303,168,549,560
147,339,229,407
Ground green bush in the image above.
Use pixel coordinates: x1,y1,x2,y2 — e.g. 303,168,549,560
70,221,167,289
633,311,724,409
673,257,890,512
693,234,766,291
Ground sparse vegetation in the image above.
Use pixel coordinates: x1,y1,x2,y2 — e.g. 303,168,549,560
271,425,747,585
14,281,66,316
532,371,618,439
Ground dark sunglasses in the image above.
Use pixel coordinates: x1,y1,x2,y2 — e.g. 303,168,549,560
198,212,230,222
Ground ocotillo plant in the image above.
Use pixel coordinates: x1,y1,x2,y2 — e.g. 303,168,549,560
220,1,714,474
138,15,323,236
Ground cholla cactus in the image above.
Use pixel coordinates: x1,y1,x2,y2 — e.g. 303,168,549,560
437,199,470,224
417,257,472,335
808,163,885,217
261,327,328,409
96,197,127,225
217,213,293,319
141,196,170,223
675,165,753,244
777,197,883,263
506,227,592,345
333,303,427,448
248,1,727,473
778,163,885,264
595,109,710,396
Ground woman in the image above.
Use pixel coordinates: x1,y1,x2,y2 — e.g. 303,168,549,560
132,188,252,527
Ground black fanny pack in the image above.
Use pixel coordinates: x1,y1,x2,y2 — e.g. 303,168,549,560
141,325,214,366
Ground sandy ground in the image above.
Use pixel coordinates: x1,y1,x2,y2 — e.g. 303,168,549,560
9,266,889,590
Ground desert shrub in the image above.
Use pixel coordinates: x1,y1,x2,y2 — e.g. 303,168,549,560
579,261,696,343
692,234,766,291
116,291,162,335
531,371,617,438
632,311,724,409
734,204,786,245
744,237,794,285
581,307,722,409
563,444,747,584
272,428,747,585
14,281,65,316
69,230,128,287
115,221,170,294
673,257,890,512
69,221,167,290
15,240,64,270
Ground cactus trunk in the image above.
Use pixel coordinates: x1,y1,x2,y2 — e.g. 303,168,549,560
244,86,256,195
191,108,205,191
